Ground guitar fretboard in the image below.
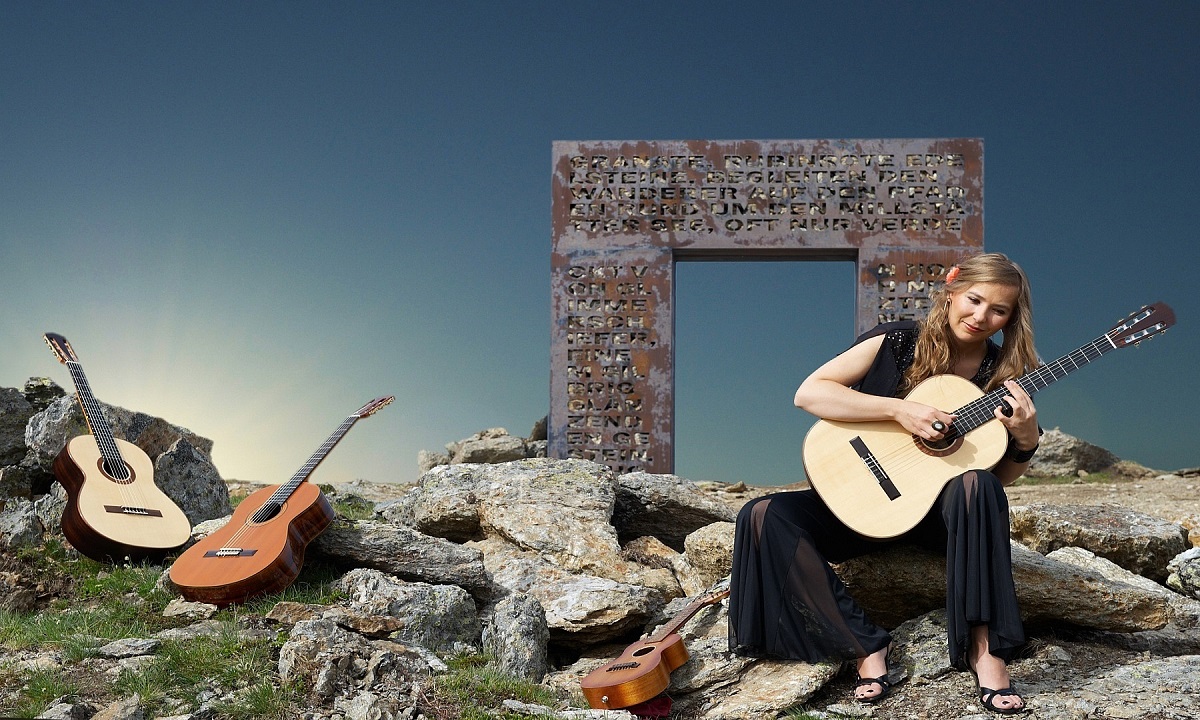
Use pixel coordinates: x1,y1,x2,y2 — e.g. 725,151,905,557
66,360,129,480
249,413,360,523
648,589,729,642
949,332,1118,436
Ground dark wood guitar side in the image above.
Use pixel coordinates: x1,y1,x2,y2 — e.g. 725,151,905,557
580,587,729,710
803,302,1175,539
44,332,192,562
168,396,392,606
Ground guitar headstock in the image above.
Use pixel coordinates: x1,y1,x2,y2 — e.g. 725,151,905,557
1108,302,1176,348
353,396,394,418
43,332,79,364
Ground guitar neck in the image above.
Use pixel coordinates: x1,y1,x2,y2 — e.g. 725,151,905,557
647,589,729,642
950,332,1118,435
64,360,129,479
247,396,391,523
262,413,361,506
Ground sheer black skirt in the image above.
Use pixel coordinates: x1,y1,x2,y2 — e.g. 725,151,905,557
728,470,1024,668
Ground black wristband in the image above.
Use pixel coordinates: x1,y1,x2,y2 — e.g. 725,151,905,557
1007,442,1038,463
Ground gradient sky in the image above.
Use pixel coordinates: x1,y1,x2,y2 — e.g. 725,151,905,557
2,1,1197,487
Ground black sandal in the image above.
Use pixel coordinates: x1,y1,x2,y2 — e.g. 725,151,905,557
979,686,1026,714
853,642,895,704
854,674,891,704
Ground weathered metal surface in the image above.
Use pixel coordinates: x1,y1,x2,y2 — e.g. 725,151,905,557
550,139,984,474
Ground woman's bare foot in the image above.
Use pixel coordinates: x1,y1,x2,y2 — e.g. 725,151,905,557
969,625,1025,713
854,644,890,702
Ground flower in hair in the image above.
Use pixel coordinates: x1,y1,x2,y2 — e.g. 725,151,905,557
945,265,960,283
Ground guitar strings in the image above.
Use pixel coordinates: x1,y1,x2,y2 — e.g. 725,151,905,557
215,414,359,550
67,361,140,509
843,335,1117,482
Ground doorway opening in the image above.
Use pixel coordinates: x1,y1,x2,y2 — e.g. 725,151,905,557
674,259,856,486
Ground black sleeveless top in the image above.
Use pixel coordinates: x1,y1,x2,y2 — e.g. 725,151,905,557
851,321,1000,398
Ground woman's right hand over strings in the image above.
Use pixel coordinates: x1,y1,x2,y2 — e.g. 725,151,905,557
894,401,957,441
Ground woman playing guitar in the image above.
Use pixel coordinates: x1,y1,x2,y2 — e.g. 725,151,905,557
728,253,1039,714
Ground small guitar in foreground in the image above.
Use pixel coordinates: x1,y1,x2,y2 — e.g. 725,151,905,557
169,396,393,606
44,332,192,562
803,302,1175,539
580,587,729,710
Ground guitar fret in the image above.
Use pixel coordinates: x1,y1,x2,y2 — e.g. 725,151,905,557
952,335,1120,434
265,417,360,507
67,361,129,479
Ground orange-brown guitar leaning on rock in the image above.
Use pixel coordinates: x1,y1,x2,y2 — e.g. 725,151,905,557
168,396,392,606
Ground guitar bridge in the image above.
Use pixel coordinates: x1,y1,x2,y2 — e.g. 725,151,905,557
103,505,164,517
607,662,640,672
849,437,901,500
204,548,258,557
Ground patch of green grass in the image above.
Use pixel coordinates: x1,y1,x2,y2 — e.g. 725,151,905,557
12,537,94,589
0,602,171,656
0,666,78,719
113,622,296,718
0,602,296,720
783,711,851,720
213,678,303,720
317,483,378,522
421,654,560,720
0,550,182,662
331,497,377,522
76,561,169,603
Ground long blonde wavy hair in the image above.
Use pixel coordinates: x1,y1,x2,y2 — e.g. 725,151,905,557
901,252,1040,394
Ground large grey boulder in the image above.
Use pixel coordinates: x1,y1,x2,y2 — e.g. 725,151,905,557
1027,427,1123,477
0,387,36,467
1011,503,1188,582
24,395,230,524
834,543,1172,632
615,472,736,551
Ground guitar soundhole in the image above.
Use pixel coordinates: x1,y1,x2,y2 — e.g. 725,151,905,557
97,458,135,485
913,433,962,458
252,502,283,524
632,646,655,657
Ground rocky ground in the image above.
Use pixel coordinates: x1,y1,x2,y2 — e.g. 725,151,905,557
1005,470,1199,527
4,464,1196,720
323,466,1200,719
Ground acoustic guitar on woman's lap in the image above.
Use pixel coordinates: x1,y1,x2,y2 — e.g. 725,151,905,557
803,302,1175,539
44,332,192,562
168,396,393,607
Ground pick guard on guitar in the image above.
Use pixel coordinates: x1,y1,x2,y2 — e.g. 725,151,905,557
168,482,334,607
54,435,192,561
803,374,1009,539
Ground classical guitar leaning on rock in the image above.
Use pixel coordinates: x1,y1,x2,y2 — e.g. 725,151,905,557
44,332,193,563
